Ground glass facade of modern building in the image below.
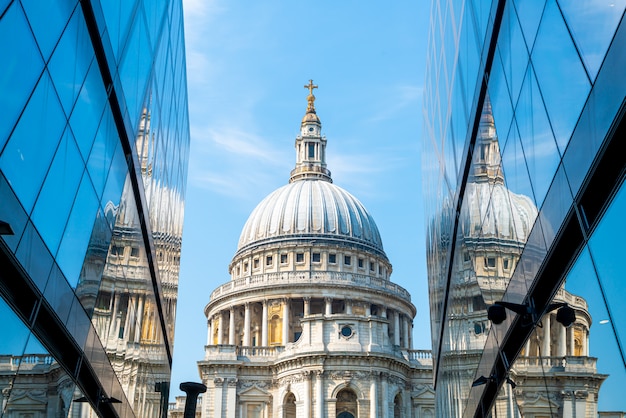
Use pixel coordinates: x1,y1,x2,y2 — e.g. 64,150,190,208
423,0,626,416
0,0,189,417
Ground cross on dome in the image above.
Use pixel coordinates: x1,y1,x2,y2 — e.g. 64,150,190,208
304,79,318,112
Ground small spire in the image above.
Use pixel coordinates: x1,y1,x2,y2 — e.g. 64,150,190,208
290,81,331,183
304,79,318,112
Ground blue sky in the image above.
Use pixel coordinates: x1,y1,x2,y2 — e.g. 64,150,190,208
171,0,431,395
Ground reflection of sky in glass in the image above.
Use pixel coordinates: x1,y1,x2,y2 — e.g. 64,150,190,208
565,247,626,412
0,299,30,355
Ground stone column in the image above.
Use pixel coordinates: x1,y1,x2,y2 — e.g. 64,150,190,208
303,371,311,418
262,300,268,346
217,313,224,345
283,299,290,345
365,304,371,316
226,378,237,418
403,317,410,349
229,307,235,345
381,308,389,345
370,374,378,418
542,314,551,358
325,297,332,316
207,318,213,346
214,378,224,418
315,370,324,418
524,337,531,356
304,297,311,316
134,295,144,342
381,373,389,418
568,326,575,356
584,329,589,356
346,299,352,314
244,303,251,346
393,311,401,346
557,320,567,358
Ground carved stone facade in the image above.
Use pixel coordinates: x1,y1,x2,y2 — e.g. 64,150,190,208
197,86,435,418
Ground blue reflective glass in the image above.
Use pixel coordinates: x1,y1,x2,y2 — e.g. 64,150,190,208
512,0,546,49
100,146,127,230
21,0,76,62
564,246,626,412
56,174,99,287
488,55,514,141
559,0,626,81
588,180,626,369
0,2,44,147
100,0,137,62
48,6,94,117
514,65,560,207
498,2,529,106
531,0,591,153
87,107,117,199
32,129,84,255
0,71,66,213
69,61,108,161
120,15,153,128
0,297,31,356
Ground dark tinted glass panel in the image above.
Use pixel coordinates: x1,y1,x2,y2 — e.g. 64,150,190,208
0,2,44,145
15,221,54,292
0,172,28,251
0,71,66,213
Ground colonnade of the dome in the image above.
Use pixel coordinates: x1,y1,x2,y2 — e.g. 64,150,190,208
206,296,414,350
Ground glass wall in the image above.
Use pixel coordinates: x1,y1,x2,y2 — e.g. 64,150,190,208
423,0,626,416
0,0,189,416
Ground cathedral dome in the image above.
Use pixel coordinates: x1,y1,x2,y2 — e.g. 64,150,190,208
236,179,385,256
461,182,537,244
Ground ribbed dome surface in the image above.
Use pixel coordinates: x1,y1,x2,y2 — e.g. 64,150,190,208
461,182,537,243
237,179,385,254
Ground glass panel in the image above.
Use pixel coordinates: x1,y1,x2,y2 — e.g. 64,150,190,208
44,263,75,324
87,107,117,200
497,1,529,107
56,174,99,287
514,65,560,208
15,221,54,292
119,14,152,130
0,172,28,252
531,0,591,153
588,180,626,370
69,60,108,161
32,128,84,255
559,0,626,81
512,0,547,49
563,246,626,413
0,71,66,213
0,2,44,145
21,0,76,62
48,6,94,117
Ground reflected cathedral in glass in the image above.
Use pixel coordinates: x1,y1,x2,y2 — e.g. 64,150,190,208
0,0,189,417
423,0,626,416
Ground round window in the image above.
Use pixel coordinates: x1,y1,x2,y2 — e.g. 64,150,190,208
340,325,353,338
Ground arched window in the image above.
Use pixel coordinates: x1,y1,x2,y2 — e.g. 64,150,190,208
269,314,282,345
283,392,296,418
394,393,402,418
336,388,357,417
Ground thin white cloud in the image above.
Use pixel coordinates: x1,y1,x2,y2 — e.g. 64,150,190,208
368,84,423,123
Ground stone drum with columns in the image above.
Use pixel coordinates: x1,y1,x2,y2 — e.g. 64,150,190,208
197,83,435,418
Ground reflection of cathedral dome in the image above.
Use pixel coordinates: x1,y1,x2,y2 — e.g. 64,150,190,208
462,182,537,243
237,180,385,256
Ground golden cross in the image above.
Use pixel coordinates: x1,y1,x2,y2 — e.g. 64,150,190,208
304,80,318,95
